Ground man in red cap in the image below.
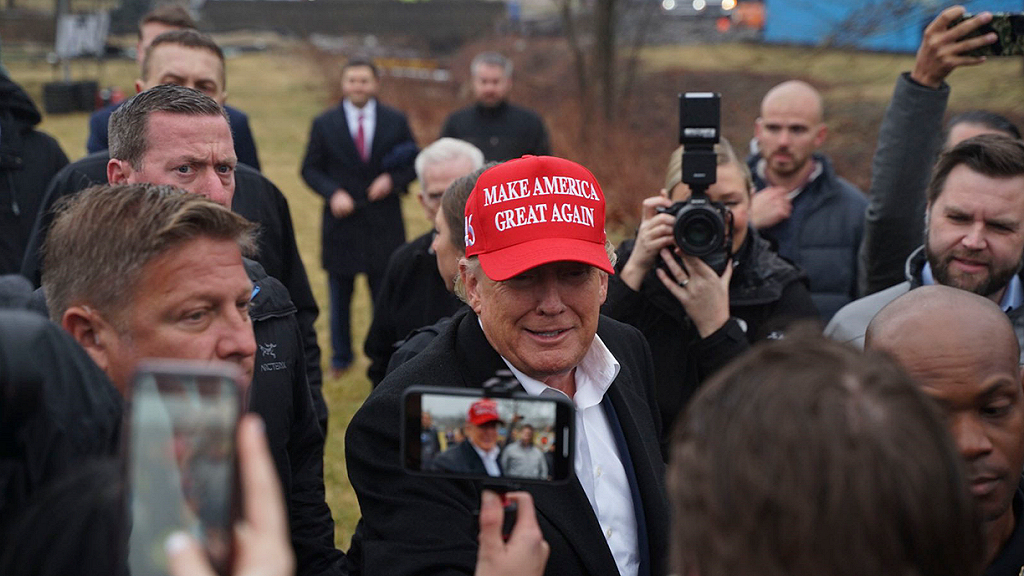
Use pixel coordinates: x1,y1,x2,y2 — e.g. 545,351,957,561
431,399,505,477
346,155,668,576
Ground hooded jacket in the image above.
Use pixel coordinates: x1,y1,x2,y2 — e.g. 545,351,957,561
0,73,68,274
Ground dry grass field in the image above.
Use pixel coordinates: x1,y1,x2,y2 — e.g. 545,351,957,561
5,34,1024,550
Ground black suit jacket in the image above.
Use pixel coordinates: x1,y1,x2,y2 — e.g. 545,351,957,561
300,101,416,276
430,439,500,477
345,312,668,576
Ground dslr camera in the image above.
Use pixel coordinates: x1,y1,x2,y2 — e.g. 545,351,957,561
656,92,732,276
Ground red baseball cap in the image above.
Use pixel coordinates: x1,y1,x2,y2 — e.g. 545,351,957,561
463,155,614,281
467,398,503,426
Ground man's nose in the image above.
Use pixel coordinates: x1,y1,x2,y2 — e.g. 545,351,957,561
535,277,566,315
953,416,994,462
961,223,988,250
217,312,258,364
194,169,232,207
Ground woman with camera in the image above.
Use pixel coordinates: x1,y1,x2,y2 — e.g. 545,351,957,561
603,139,818,439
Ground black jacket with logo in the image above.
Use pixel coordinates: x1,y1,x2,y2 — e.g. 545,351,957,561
244,259,346,576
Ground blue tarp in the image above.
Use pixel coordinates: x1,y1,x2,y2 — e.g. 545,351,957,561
763,0,1023,53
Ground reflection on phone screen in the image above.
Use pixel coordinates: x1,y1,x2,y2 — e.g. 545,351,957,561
127,372,238,576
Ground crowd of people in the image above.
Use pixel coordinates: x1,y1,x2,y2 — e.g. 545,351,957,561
2,3,1024,576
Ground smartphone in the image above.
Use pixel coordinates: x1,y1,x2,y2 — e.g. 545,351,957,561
401,386,575,483
124,360,244,576
950,13,1024,57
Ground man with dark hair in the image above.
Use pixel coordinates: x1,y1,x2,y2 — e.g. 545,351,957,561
440,52,551,162
347,156,667,576
828,133,1024,352
301,58,417,376
858,6,1021,296
500,424,548,479
85,8,259,170
866,285,1024,574
40,183,346,576
363,138,482,386
669,334,982,576
747,80,866,321
0,70,68,275
21,82,325,427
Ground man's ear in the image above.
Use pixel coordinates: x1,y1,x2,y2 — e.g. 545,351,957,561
107,158,131,184
218,90,229,106
460,259,483,314
61,306,116,377
134,78,145,94
814,123,828,147
753,117,764,138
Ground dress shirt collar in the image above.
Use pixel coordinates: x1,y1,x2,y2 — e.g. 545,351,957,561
921,261,1024,312
342,97,376,119
496,326,621,407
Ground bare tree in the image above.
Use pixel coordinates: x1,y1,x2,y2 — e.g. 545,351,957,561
557,0,658,130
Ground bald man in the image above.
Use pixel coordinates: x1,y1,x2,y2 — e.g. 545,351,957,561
865,285,1024,575
748,80,866,321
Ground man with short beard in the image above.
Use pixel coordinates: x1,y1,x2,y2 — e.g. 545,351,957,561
827,133,1024,356
748,80,866,321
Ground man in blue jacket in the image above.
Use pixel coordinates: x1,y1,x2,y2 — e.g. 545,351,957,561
747,80,866,321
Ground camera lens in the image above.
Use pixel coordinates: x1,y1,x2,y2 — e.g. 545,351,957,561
683,218,714,248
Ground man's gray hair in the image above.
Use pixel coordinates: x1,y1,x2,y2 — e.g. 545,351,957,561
109,84,229,170
414,138,485,185
41,183,258,328
471,52,512,77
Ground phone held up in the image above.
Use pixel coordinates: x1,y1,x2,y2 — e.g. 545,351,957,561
123,359,245,576
951,13,1024,57
401,385,576,484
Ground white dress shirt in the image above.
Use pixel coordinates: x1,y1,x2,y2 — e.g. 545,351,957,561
470,442,502,477
502,334,640,576
342,98,376,155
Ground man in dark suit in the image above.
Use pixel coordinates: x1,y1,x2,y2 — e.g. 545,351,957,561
301,58,417,375
346,156,668,576
85,5,260,170
431,399,504,477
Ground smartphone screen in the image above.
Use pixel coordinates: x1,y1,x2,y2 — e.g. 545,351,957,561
125,361,241,576
950,13,1024,57
402,386,575,483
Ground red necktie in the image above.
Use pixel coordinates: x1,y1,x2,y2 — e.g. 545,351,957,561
355,112,368,162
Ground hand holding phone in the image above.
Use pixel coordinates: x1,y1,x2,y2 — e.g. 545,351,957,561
126,360,244,576
166,415,295,576
913,6,996,88
474,490,549,576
